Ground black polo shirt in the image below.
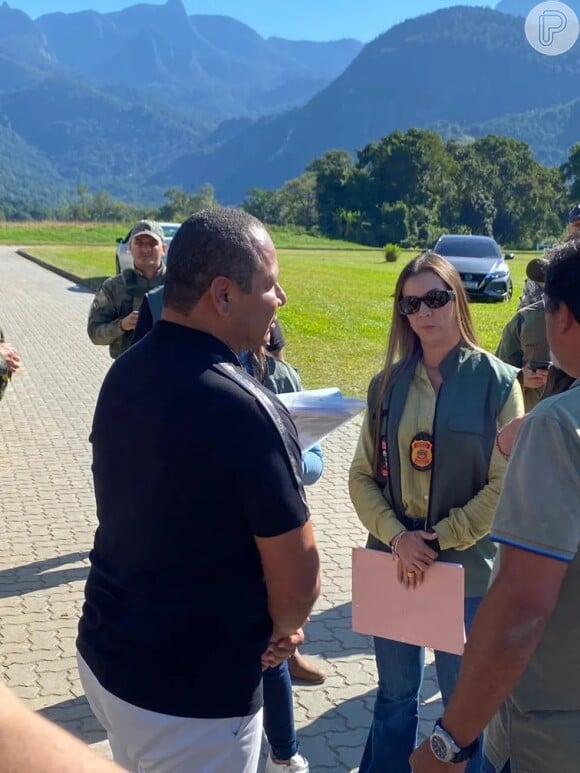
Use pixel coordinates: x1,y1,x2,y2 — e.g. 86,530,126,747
77,322,309,718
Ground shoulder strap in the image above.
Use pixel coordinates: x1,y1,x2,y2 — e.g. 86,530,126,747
213,362,306,501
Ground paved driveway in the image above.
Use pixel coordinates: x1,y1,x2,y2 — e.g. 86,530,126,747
0,247,441,771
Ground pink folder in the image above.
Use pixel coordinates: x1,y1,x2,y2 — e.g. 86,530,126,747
352,547,465,655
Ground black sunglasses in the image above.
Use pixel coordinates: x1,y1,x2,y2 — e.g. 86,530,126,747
398,289,456,316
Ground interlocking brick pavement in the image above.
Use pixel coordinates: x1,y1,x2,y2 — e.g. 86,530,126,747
0,247,442,771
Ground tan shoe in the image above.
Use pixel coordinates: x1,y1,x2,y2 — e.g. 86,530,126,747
288,651,326,684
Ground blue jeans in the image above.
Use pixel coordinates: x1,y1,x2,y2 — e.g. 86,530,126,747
263,660,297,760
359,596,483,773
482,757,511,772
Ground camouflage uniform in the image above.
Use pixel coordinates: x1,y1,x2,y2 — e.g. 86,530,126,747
517,279,543,310
0,326,10,402
496,299,549,412
87,266,166,359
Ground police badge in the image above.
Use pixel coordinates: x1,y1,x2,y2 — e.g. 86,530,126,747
409,432,433,471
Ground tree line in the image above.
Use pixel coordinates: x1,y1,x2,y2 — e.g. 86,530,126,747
2,130,580,249
242,131,580,248
0,184,218,226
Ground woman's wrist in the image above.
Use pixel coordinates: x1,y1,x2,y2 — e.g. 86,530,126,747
495,430,510,461
390,529,407,557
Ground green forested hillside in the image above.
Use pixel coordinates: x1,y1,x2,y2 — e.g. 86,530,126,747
1,3,579,211
157,6,580,202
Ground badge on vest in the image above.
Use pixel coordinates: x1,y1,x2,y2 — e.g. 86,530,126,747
410,432,433,471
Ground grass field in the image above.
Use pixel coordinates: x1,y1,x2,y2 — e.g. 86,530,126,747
9,230,537,396
0,221,368,250
0,222,129,245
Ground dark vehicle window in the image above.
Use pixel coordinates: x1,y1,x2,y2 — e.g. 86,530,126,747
435,238,501,259
162,226,179,239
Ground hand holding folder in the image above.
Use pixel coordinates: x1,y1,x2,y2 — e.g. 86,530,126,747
352,547,466,655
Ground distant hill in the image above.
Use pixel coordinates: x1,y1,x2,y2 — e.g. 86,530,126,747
0,4,54,70
0,73,210,203
1,1,579,209
155,6,580,202
0,122,66,213
469,98,580,168
496,0,580,16
33,1,363,118
0,0,362,205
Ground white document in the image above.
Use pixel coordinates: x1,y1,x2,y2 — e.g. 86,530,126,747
277,388,365,450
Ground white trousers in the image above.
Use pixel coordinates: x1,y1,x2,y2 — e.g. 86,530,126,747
77,652,263,772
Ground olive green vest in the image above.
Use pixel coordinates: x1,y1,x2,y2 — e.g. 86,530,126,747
367,345,518,597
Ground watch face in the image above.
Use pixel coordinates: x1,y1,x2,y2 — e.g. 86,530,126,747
430,732,453,763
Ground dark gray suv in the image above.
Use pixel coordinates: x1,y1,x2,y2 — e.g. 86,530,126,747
433,234,513,302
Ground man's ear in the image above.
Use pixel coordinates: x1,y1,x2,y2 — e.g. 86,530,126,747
209,276,233,315
559,303,576,334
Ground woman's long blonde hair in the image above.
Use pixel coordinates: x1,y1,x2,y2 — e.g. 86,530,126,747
372,252,478,468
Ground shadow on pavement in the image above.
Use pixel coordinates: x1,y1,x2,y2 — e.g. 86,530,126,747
38,694,107,744
302,602,374,659
0,551,90,599
298,688,375,772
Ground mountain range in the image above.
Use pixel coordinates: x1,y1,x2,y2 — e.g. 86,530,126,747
1,0,579,208
158,5,580,202
0,0,361,204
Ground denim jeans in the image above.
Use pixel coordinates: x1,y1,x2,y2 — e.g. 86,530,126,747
263,660,297,760
482,756,511,772
359,596,483,773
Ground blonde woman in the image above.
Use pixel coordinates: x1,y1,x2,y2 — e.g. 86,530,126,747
349,252,524,772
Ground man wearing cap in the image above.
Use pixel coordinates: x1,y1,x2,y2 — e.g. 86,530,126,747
518,205,580,310
87,220,166,359
497,258,550,412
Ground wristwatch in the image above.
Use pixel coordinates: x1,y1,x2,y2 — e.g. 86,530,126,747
429,719,479,763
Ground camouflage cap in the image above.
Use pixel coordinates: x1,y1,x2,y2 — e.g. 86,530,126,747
569,204,580,223
129,220,164,245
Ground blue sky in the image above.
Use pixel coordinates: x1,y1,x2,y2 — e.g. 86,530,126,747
13,0,495,41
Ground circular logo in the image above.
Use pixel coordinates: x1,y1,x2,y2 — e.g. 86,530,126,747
525,2,579,56
409,432,433,472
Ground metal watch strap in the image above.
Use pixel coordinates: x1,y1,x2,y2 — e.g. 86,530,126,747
433,719,479,763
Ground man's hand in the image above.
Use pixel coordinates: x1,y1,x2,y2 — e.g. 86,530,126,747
261,628,304,670
120,310,139,332
410,740,468,772
0,342,21,373
522,365,548,390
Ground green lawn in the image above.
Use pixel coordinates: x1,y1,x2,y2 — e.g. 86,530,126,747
15,241,535,396
0,221,130,245
0,221,366,250
277,249,531,395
